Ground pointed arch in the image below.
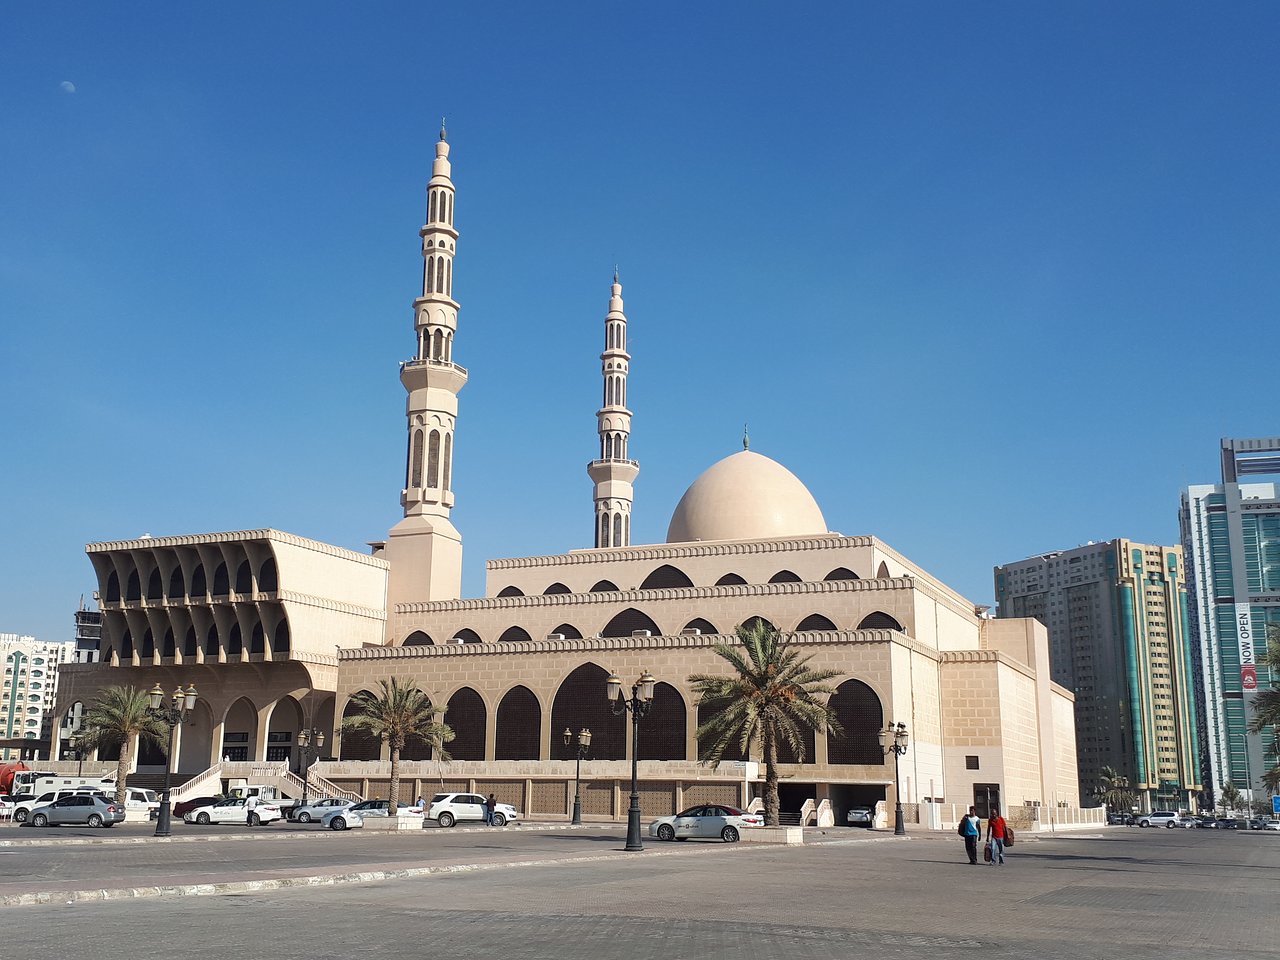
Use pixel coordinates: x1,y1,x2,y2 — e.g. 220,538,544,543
497,586,524,598
435,257,444,293
259,558,278,592
340,692,381,761
550,623,583,639
824,567,859,581
495,686,541,760
272,621,290,654
221,697,258,762
444,687,486,760
682,618,718,635
427,430,441,487
183,627,197,658
828,679,885,765
598,513,611,548
168,567,186,599
212,562,229,596
442,433,452,490
432,328,444,359
403,631,433,646
857,612,903,631
551,663,625,760
601,608,661,638
125,570,141,601
235,560,252,593
429,190,437,224
715,573,746,586
876,561,891,578
740,616,776,633
140,629,155,658
410,430,424,488
543,583,571,595
204,625,219,657
796,614,838,631
769,570,802,583
227,623,243,655
161,629,176,658
105,570,120,602
589,579,618,593
639,564,694,590
146,569,163,600
190,565,207,598
249,622,265,655
452,628,482,644
613,514,623,547
498,625,533,643
637,682,687,760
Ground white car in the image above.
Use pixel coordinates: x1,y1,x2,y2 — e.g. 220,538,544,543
184,797,284,826
290,797,354,822
322,799,423,830
426,792,521,827
1262,820,1280,831
649,804,763,843
1138,811,1193,829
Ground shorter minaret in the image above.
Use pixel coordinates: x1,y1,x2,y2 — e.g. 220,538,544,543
588,271,639,547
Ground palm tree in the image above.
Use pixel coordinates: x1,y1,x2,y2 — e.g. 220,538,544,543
1249,626,1280,797
76,685,171,804
341,679,453,809
689,619,842,826
1219,782,1243,816
1092,766,1135,813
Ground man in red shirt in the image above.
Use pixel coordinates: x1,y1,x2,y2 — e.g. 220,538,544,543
986,810,1008,865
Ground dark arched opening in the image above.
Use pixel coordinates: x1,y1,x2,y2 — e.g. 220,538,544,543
204,626,218,657
550,623,583,640
498,626,533,643
404,631,434,646
827,679,885,765
147,569,163,600
639,565,694,590
857,612,903,631
601,608,661,638
682,618,718,635
589,580,619,593
696,701,746,761
105,571,120,602
235,560,252,593
168,567,185,600
190,565,206,597
212,563,229,596
161,629,176,658
876,561,891,579
259,558,278,592
551,663,625,760
340,692,381,761
796,614,837,631
637,682,686,760
740,616,776,633
543,583,571,595
497,586,524,597
121,630,134,660
824,567,859,581
140,630,155,658
272,621,290,654
444,688,486,760
249,622,265,654
227,623,243,655
183,628,197,658
453,628,482,644
495,686,541,760
715,573,746,586
769,570,802,583
125,571,141,601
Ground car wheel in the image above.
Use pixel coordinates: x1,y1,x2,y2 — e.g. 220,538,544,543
14,809,27,823
438,812,455,828
330,817,347,831
722,826,740,843
1165,821,1175,829
31,814,48,827
196,812,211,825
248,813,260,827
492,812,506,827
1139,821,1148,828
297,812,312,823
87,814,104,828
657,823,675,842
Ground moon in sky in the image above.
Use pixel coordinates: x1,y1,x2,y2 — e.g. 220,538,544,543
60,81,76,94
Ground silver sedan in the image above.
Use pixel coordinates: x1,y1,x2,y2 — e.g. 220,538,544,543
290,798,353,823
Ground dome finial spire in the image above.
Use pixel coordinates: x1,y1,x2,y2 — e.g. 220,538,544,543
613,263,619,284
439,116,447,141
743,422,750,451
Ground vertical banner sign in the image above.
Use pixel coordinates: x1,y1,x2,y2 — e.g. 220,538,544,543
1235,604,1256,691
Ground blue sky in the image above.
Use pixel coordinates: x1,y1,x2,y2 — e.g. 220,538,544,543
2,3,1277,640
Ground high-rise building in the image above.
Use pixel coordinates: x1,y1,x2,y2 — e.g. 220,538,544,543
995,540,1201,812
1180,437,1280,802
0,634,75,760
73,598,102,664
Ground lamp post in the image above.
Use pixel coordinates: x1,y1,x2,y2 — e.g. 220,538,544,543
296,727,326,812
878,721,909,837
562,727,592,825
147,682,198,837
67,733,85,777
607,670,656,852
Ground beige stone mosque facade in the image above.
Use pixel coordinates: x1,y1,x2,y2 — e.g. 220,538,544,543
54,129,1083,825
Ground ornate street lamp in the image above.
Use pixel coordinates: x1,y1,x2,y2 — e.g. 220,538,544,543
607,670,656,852
296,727,327,813
66,733,85,777
562,727,592,825
147,682,198,837
878,721,909,837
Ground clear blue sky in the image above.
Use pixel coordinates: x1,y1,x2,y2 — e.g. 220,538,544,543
2,3,1277,641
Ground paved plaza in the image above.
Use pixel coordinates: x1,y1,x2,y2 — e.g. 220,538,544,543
5,826,1278,959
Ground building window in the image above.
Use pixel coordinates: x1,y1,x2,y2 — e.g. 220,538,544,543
966,755,980,770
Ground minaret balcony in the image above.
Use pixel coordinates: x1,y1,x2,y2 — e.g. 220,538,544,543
587,458,640,484
400,358,469,392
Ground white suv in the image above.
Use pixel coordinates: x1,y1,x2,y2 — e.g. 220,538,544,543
1138,811,1192,828
426,792,521,827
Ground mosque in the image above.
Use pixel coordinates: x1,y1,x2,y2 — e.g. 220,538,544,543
54,129,1081,825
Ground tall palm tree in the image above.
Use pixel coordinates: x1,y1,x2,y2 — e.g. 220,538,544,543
1219,782,1243,815
1091,765,1135,812
341,679,453,809
77,685,171,804
1249,626,1280,797
689,619,842,826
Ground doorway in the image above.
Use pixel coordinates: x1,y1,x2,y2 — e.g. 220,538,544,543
973,783,1002,818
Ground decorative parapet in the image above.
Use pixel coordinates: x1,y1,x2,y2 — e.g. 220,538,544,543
940,649,1036,680
487,534,878,570
86,528,388,569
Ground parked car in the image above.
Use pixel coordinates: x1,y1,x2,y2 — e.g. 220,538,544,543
173,795,227,818
1247,818,1266,830
1137,811,1192,828
290,798,354,822
426,793,521,828
183,797,284,826
322,799,421,831
1261,820,1280,831
846,806,874,827
1215,818,1245,830
1107,812,1136,826
25,794,124,828
649,804,764,843
1192,815,1218,829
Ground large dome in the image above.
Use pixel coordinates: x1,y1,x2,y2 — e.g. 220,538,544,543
666,450,828,544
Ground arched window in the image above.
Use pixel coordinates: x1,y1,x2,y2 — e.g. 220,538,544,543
604,434,613,459
447,193,453,224
212,563,229,596
549,623,583,639
639,565,694,590
446,259,452,296
121,631,134,659
876,562,891,579
824,567,859,581
715,573,746,586
141,630,155,658
827,679,885,765
495,686,541,760
146,569,163,600
769,570,802,583
444,688,486,760
183,628,197,658
682,618,718,635
497,586,524,597
551,663,625,760
857,612,903,631
453,628,482,644
589,580,618,593
638,682,686,760
259,558,278,592
190,565,206,598
168,567,185,599
410,430,424,488
340,692,381,761
442,433,452,490
272,621,290,654
125,571,141,601
204,626,218,657
105,571,120,602
429,190,437,223
249,622,265,654
613,514,623,546
426,255,435,293
599,514,611,548
227,624,243,655
741,616,776,633
235,560,252,594
435,257,444,293
696,701,745,761
427,430,440,487
796,614,837,631
601,608,660,638
404,631,433,646
161,629,176,658
433,329,443,359
498,626,533,643
543,583,571,595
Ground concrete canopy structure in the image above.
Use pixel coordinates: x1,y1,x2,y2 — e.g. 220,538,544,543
55,131,1082,826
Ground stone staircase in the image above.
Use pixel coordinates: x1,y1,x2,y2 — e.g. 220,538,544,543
168,762,363,804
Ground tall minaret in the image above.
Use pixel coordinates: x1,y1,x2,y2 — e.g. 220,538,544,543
588,271,638,547
384,122,466,636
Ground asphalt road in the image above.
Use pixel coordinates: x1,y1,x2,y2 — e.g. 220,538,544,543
7,827,1280,959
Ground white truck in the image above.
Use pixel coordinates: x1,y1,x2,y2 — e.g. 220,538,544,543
225,784,299,817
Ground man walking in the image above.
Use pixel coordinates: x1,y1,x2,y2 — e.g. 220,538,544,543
960,806,981,864
485,793,497,826
986,808,1008,865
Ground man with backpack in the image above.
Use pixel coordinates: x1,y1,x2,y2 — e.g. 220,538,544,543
958,806,981,864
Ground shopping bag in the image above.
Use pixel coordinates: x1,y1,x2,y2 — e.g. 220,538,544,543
983,841,993,862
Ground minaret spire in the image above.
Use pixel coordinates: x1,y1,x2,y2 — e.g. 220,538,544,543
588,272,639,548
384,127,467,632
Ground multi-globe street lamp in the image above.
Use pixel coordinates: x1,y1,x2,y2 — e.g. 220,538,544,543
147,682,198,837
606,670,656,852
562,727,592,825
296,727,326,811
879,721,909,837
